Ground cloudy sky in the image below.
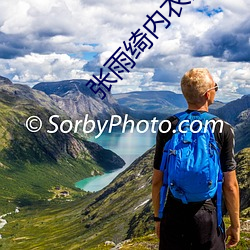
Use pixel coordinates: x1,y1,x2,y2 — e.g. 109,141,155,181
0,0,249,102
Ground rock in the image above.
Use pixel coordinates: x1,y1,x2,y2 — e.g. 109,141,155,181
0,76,12,85
105,240,116,247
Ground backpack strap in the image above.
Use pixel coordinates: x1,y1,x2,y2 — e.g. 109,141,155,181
201,112,223,230
200,112,223,230
200,112,217,121
217,168,223,231
158,143,171,219
174,111,189,122
158,113,188,218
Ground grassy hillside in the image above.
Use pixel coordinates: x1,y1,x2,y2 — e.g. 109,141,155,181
1,147,249,249
0,148,155,249
0,199,89,249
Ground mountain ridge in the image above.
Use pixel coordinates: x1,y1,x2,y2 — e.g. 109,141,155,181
33,79,124,123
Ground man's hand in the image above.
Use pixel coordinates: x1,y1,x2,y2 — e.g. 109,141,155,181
155,221,161,239
225,225,240,248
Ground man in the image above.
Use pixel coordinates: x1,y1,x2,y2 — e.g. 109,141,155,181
152,68,240,249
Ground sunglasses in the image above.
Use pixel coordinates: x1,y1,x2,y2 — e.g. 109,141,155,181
203,83,218,95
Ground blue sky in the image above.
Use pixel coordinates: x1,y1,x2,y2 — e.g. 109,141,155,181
0,0,249,102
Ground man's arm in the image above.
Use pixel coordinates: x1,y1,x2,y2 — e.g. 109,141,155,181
223,170,240,248
152,169,163,238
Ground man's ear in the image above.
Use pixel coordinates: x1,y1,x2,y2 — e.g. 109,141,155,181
204,92,209,100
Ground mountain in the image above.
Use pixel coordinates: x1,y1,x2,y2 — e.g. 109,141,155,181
209,100,225,110
77,147,250,248
0,79,125,212
213,94,250,125
33,79,124,122
114,91,186,119
211,94,250,152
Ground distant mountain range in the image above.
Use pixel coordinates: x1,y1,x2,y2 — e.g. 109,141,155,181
114,91,187,109
114,91,225,119
3,76,250,152
32,80,225,121
33,79,249,151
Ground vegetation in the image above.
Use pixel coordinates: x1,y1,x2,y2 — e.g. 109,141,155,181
235,148,250,214
1,208,249,250
1,147,249,249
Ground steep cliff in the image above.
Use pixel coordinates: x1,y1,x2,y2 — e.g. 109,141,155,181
33,79,124,122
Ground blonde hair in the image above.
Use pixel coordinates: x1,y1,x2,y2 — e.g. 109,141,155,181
181,68,214,104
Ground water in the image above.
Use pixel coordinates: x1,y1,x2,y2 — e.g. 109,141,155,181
75,129,156,192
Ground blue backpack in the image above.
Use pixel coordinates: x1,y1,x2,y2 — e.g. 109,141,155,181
158,111,223,228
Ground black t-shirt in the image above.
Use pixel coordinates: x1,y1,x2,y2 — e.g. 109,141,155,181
153,110,237,172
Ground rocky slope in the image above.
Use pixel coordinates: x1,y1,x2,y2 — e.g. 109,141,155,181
213,94,250,126
234,108,250,152
0,76,12,85
235,148,250,214
33,79,124,122
210,94,250,152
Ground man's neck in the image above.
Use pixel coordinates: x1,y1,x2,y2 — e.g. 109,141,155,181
187,103,209,112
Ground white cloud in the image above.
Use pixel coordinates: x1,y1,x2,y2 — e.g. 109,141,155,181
0,0,249,101
0,53,88,86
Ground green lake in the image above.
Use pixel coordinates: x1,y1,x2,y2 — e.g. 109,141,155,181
75,129,156,191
